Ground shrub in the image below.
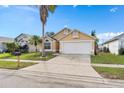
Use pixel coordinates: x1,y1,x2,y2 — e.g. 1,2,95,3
20,45,29,53
103,47,110,53
119,48,124,55
6,42,19,53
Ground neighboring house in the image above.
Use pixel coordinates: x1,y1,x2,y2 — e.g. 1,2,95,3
43,28,95,55
15,33,41,52
101,33,124,55
0,36,14,52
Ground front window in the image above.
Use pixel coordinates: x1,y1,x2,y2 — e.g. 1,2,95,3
44,40,51,49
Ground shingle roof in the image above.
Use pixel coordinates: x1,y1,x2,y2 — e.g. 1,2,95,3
15,33,32,41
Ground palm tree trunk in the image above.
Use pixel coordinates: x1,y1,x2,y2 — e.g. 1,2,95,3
42,23,45,57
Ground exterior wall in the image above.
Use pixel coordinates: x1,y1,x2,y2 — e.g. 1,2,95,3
53,29,71,40
60,32,94,41
52,41,58,52
28,44,42,52
119,37,124,49
0,38,14,52
102,43,109,49
56,41,59,52
102,40,119,55
0,43,7,51
108,40,119,55
40,37,57,52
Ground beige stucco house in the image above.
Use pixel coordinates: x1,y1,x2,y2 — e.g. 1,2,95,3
44,28,95,55
15,28,95,55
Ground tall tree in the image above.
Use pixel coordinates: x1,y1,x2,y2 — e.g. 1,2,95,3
29,35,41,52
91,30,96,36
45,32,55,37
39,5,56,57
91,30,99,55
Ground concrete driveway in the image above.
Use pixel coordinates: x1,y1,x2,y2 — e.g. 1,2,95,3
1,55,124,87
21,55,103,81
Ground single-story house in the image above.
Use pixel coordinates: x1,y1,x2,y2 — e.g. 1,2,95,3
15,28,95,55
42,28,95,55
101,33,124,55
0,36,14,52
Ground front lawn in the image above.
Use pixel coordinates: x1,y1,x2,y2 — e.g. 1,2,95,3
91,53,124,65
0,52,56,61
0,61,37,70
93,67,124,80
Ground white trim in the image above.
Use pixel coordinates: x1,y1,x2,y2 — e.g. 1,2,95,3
44,48,52,51
44,39,53,51
60,40,94,43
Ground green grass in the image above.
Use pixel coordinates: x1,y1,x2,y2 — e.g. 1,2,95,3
0,61,37,70
93,67,124,80
91,53,124,65
0,52,55,61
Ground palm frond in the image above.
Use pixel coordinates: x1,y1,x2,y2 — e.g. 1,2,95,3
48,5,57,13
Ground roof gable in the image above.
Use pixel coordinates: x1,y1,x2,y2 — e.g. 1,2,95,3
44,36,57,41
60,29,95,41
15,33,32,41
52,28,72,40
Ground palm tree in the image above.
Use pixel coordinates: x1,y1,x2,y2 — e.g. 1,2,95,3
29,35,41,52
39,5,56,57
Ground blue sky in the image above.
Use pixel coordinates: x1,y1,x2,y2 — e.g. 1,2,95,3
0,5,124,43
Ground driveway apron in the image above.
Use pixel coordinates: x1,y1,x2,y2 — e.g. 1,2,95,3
21,55,103,79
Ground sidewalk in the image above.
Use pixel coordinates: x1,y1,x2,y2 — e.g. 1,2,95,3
92,63,124,68
0,59,44,63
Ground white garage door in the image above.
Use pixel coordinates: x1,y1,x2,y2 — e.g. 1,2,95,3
60,41,93,54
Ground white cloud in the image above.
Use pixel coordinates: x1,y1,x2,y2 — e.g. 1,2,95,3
97,32,124,44
110,7,118,13
15,6,39,13
73,5,77,8
0,5,39,13
64,25,68,28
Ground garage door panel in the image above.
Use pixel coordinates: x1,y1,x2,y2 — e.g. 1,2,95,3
60,41,92,54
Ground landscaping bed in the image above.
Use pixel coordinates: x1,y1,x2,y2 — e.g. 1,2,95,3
91,53,124,65
0,52,56,61
0,61,37,70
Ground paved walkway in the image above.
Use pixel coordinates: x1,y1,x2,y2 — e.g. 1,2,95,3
0,59,44,63
92,63,124,68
